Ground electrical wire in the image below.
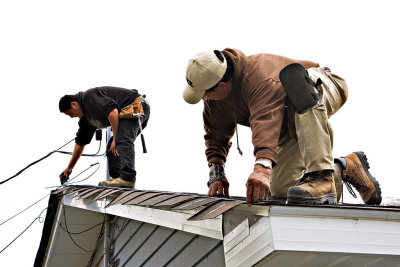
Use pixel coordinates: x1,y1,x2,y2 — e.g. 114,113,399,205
0,135,105,186
61,129,108,157
0,161,102,253
65,162,100,185
0,128,107,251
0,139,74,185
0,162,100,226
61,207,96,253
55,139,106,157
56,217,108,235
88,215,109,267
0,206,49,254
0,193,50,226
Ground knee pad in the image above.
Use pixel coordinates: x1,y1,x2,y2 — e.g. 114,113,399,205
279,63,322,114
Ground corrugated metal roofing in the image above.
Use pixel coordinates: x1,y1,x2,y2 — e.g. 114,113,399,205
52,185,400,221
40,185,400,267
52,185,244,221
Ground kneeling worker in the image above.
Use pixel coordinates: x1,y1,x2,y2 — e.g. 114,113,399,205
182,49,381,206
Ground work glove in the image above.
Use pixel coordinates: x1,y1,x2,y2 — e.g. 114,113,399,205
207,163,230,198
246,165,271,206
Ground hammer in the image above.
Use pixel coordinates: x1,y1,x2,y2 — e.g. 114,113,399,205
132,113,147,153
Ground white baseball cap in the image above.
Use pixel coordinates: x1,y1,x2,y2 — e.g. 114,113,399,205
183,51,227,104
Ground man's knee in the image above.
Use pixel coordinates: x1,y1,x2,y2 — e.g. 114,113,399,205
308,67,348,117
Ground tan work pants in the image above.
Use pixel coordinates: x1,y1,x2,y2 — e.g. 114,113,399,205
270,67,348,198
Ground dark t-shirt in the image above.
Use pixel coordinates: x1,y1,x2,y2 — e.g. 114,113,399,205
74,86,140,146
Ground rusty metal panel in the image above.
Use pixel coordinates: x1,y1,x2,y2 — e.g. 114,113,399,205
51,186,74,195
79,188,103,199
187,200,243,221
138,193,177,206
154,195,198,207
106,191,136,208
91,189,121,202
172,197,220,210
124,192,163,205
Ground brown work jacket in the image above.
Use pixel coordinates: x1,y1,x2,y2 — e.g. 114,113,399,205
203,48,319,165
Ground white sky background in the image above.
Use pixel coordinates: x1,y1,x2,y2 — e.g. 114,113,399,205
0,0,399,265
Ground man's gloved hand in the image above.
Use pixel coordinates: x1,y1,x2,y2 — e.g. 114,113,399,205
207,163,230,198
246,164,271,206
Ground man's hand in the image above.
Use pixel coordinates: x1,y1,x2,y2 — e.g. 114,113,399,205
207,162,230,198
108,109,120,157
208,177,230,198
59,168,72,185
108,139,119,157
246,165,271,206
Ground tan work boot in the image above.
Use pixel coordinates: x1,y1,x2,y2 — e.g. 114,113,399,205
287,170,337,204
338,151,381,205
98,178,135,189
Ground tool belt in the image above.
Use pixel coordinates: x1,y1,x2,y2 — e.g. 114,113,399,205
119,95,146,119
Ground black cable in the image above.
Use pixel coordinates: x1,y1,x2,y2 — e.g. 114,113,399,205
0,139,74,185
65,163,100,185
62,207,95,253
0,136,105,186
0,160,102,254
0,193,50,226
0,197,102,254
87,216,107,267
0,206,49,254
58,129,108,157
55,139,106,157
0,162,100,226
0,217,39,253
57,216,109,235
0,153,58,185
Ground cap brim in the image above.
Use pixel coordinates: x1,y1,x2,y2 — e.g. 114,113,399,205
183,85,204,104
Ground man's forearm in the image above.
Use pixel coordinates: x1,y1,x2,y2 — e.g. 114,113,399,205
67,144,85,170
108,109,119,140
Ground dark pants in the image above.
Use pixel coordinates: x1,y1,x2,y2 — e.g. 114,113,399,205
106,101,150,181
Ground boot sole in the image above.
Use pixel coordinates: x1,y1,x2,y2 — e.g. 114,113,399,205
354,151,382,205
287,193,337,205
98,182,135,189
99,185,135,189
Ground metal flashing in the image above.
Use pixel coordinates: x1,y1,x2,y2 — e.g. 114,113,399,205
105,191,137,208
154,195,198,207
124,192,163,205
188,200,243,221
91,188,120,202
172,197,220,210
137,193,175,206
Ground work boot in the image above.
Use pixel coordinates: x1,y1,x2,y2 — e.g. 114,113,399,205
287,170,337,204
98,178,135,189
336,151,382,205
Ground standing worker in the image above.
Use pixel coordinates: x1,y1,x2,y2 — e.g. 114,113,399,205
59,86,150,188
182,49,381,206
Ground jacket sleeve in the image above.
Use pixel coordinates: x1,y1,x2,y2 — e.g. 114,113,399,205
75,118,97,146
247,79,287,164
203,100,236,164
